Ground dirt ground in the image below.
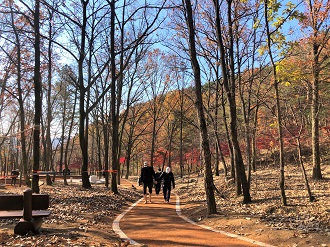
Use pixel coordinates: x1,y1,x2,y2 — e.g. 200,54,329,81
176,164,330,247
0,181,140,246
0,163,329,247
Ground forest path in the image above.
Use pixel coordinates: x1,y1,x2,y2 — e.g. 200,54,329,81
113,179,276,247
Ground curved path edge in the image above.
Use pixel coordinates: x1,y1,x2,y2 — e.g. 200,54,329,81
113,193,277,247
112,197,143,245
175,195,276,247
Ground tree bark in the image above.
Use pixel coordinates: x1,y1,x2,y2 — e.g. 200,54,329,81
311,43,322,179
110,0,119,193
45,9,55,186
9,2,30,187
264,0,287,205
79,0,91,189
32,0,41,193
182,0,217,215
212,0,251,203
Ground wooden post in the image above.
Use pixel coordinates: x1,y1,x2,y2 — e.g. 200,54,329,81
23,189,32,221
15,189,35,235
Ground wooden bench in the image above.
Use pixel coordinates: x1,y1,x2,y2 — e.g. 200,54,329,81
0,189,51,235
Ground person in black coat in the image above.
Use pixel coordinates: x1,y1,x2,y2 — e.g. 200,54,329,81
11,169,19,186
139,161,157,203
157,166,175,203
154,168,162,195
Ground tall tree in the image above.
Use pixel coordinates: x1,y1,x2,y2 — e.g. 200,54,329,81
32,0,41,193
43,2,60,185
182,0,217,215
1,1,33,186
77,0,91,188
56,65,78,185
109,0,120,192
264,0,287,205
263,0,304,205
264,0,298,205
211,0,251,203
143,50,171,167
301,0,330,179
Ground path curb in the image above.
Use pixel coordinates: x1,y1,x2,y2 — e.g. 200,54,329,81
112,198,142,245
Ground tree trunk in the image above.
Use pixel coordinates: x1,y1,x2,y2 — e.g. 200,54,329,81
9,2,30,187
180,88,184,178
79,0,91,189
32,0,41,194
264,0,287,205
103,118,110,187
311,44,322,179
60,91,67,185
110,0,118,194
45,13,54,186
251,104,259,172
64,86,77,186
182,0,217,215
297,138,315,202
213,0,251,203
221,92,234,179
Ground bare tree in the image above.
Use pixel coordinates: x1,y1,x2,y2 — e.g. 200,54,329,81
56,65,78,185
42,2,61,185
301,1,330,180
181,0,217,215
31,0,42,193
0,1,33,186
211,0,251,202
264,0,287,205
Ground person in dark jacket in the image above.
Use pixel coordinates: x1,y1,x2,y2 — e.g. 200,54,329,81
11,169,19,186
154,168,162,195
157,166,175,203
139,161,157,203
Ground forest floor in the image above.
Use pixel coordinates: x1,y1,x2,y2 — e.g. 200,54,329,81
0,163,329,247
176,163,330,247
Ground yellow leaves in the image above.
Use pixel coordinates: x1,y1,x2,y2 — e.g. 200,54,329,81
272,17,285,29
253,18,261,29
283,81,291,87
268,0,281,13
276,57,307,87
257,45,267,56
275,62,284,74
270,121,278,128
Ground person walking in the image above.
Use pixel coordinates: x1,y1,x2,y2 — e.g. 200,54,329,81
139,161,157,203
10,169,19,186
154,168,162,195
157,166,175,203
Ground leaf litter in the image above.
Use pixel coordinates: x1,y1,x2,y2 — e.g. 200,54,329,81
176,164,330,247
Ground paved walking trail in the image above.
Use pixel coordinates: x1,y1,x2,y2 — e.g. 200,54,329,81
113,179,276,247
